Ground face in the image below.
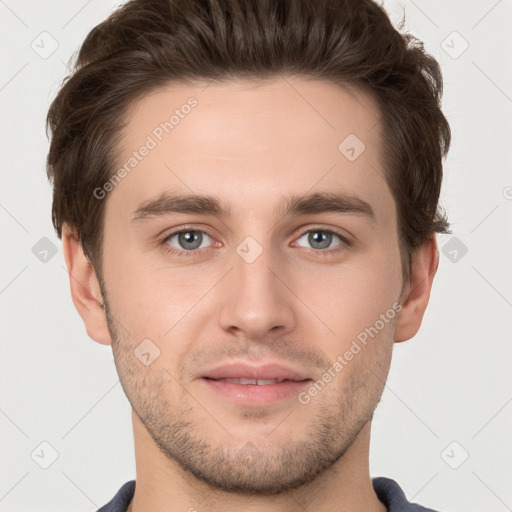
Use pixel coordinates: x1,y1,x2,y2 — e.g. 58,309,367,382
100,77,404,494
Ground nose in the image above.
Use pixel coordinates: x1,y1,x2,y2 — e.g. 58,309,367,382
217,242,297,340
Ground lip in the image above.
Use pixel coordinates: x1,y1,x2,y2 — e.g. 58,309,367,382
201,378,311,406
199,362,312,407
201,362,310,381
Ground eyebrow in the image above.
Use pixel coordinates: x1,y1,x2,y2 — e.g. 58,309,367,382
131,191,375,223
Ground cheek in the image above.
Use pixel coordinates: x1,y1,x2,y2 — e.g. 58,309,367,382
111,271,200,338
104,260,218,382
102,222,202,338
298,253,402,347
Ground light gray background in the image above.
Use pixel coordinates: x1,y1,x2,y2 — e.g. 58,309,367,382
1,1,511,511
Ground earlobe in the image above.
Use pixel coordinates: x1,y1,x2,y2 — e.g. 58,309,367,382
62,225,112,346
394,237,439,343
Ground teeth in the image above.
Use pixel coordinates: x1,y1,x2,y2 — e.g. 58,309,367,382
217,378,284,385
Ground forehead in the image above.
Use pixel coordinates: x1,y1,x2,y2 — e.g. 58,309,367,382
107,77,392,223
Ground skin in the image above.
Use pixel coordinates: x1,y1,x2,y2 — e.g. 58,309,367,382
62,76,438,512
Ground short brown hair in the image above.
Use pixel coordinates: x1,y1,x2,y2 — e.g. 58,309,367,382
46,0,451,283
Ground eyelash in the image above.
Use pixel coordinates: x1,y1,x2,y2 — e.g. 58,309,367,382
160,226,351,258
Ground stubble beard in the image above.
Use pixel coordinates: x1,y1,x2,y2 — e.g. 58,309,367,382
104,295,386,496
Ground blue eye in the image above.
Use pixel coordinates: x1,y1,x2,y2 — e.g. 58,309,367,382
160,227,349,258
163,230,213,254
294,229,347,253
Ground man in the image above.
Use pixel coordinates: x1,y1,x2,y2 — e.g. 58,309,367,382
46,0,451,510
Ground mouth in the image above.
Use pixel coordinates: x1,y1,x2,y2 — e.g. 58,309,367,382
199,363,312,406
201,362,310,381
205,377,295,385
200,377,311,406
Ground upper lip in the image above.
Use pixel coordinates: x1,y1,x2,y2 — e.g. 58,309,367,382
201,363,311,381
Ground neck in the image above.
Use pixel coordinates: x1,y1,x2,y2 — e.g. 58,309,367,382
126,411,386,512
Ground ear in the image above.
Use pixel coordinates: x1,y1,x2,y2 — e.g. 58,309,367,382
394,236,439,343
61,225,112,345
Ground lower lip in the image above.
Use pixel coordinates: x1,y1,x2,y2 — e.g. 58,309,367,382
200,378,312,406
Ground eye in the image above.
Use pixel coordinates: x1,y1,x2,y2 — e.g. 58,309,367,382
293,228,349,254
160,226,350,258
162,229,213,255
